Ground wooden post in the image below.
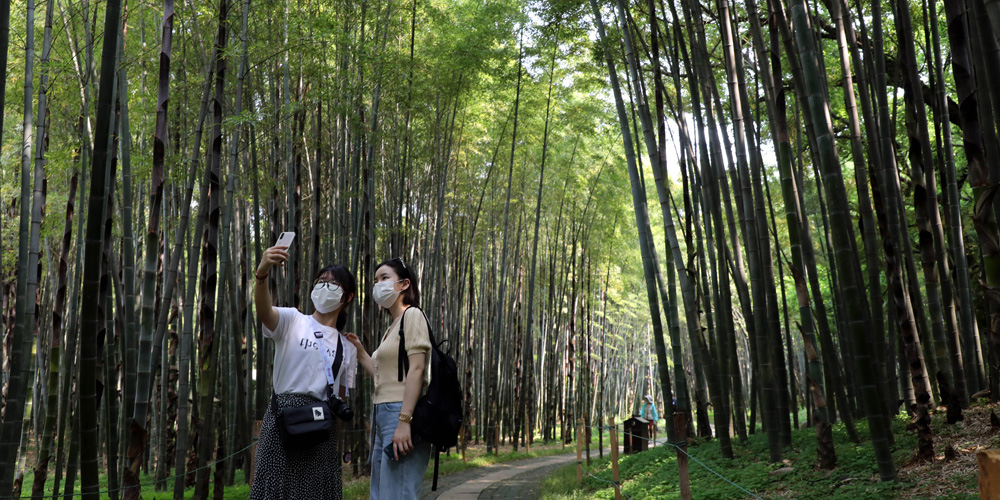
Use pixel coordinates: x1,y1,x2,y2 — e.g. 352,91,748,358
576,419,584,485
979,449,1000,498
610,416,622,500
249,420,262,488
675,412,691,500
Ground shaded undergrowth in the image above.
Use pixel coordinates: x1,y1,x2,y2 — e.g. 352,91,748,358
541,403,993,499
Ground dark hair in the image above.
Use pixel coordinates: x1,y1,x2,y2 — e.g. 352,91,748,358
375,258,420,308
313,265,357,330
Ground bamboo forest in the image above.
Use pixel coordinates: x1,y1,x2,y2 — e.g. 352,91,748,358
5,0,1000,498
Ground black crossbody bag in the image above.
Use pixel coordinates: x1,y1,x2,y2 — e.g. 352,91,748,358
272,333,344,449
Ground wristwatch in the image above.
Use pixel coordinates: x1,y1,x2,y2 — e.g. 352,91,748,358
398,413,413,423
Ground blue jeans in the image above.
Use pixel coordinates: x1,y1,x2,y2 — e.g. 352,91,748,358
370,402,431,500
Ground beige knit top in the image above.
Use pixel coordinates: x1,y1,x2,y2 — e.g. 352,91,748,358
371,308,432,404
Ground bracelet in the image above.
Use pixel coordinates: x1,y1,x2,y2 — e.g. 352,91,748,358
398,413,413,423
255,271,269,281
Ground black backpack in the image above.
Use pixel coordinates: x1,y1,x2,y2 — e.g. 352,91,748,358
398,307,463,490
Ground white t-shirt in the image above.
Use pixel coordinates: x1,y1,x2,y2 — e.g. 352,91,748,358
263,307,357,401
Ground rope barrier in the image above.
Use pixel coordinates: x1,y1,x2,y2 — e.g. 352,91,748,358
667,442,763,500
0,439,260,499
584,424,764,500
580,466,635,500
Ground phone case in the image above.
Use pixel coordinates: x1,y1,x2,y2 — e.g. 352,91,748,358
383,442,398,462
275,232,296,247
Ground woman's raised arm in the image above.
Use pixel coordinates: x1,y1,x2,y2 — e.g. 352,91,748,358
254,245,289,331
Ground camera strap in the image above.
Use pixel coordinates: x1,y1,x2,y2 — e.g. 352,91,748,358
309,316,344,393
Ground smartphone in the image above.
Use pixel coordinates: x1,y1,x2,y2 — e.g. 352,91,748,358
383,442,398,462
274,231,296,248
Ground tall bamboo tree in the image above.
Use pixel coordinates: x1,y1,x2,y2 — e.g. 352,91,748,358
0,0,38,493
744,0,836,466
123,0,175,491
592,0,683,457
893,0,963,424
786,0,896,481
77,0,125,494
932,0,979,402
946,0,1000,400
491,29,524,450
27,0,59,494
518,39,557,450
192,0,229,496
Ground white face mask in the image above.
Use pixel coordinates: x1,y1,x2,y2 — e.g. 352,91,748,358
372,280,402,309
311,282,344,314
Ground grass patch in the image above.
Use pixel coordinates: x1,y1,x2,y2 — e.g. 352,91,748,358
17,469,253,499
540,460,598,500
540,404,992,499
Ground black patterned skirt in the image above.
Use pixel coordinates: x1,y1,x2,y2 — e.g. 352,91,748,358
249,392,342,500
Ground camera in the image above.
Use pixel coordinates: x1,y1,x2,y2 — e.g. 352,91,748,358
329,396,354,421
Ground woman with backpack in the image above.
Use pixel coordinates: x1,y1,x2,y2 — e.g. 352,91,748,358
249,244,358,500
347,257,432,500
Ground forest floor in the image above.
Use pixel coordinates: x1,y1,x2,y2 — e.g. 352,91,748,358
15,401,994,499
538,401,998,499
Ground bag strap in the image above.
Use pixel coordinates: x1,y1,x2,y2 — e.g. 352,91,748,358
397,309,409,382
431,448,441,491
310,316,345,394
396,306,437,382
332,334,344,385
325,334,345,400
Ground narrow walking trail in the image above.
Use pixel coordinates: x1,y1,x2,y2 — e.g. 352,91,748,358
421,452,578,499
421,445,634,499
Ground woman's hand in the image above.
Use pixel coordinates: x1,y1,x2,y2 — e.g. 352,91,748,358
347,333,375,377
345,333,364,351
391,421,413,460
393,353,425,459
256,245,289,276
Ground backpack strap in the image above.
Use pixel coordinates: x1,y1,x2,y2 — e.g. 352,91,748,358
396,307,436,382
397,308,409,382
431,447,441,491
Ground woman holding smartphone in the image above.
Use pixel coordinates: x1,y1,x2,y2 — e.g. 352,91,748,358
347,257,432,500
250,242,358,500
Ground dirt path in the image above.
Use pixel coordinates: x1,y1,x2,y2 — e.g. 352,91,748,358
421,446,627,499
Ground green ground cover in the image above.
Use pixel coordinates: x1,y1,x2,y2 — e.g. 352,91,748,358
540,405,992,500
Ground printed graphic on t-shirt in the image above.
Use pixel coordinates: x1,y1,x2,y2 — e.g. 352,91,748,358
263,307,358,400
298,337,342,365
